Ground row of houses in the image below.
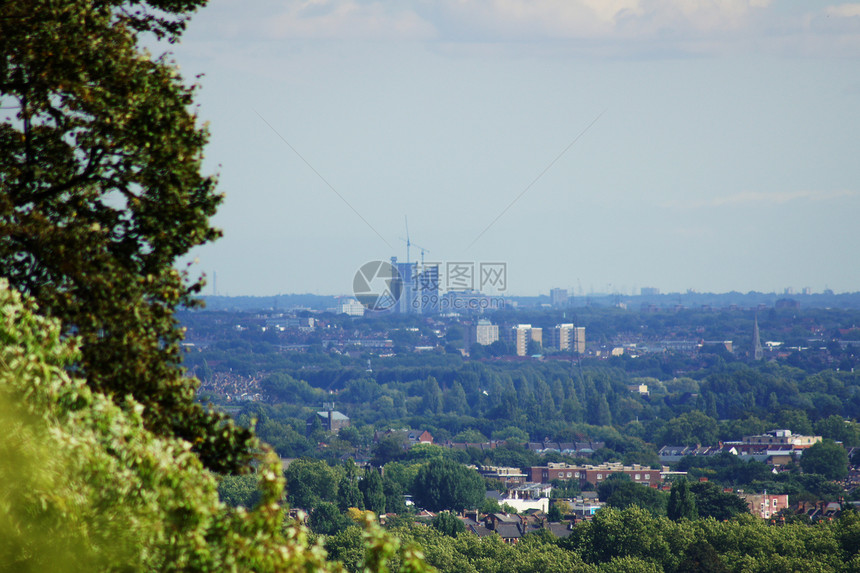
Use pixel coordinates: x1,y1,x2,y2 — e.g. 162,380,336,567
659,429,824,466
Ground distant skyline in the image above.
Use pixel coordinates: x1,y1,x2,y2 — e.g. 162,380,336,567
170,1,860,296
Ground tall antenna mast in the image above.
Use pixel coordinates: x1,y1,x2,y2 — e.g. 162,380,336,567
404,215,411,264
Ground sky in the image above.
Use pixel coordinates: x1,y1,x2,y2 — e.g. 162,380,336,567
168,0,860,297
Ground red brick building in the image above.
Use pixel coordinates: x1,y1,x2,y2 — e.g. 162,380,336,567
530,462,663,488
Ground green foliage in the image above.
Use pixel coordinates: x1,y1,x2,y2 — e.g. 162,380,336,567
383,475,408,515
491,425,530,444
327,518,432,573
310,502,350,536
658,411,719,447
573,506,680,569
802,439,850,481
413,458,486,512
547,502,564,522
0,0,253,473
0,282,331,571
285,458,339,510
676,541,728,573
667,479,698,521
431,511,466,537
597,474,667,517
362,467,387,515
452,429,489,443
689,482,750,521
217,474,263,508
373,432,409,466
676,453,774,486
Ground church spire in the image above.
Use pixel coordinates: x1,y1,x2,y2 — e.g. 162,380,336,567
753,314,763,360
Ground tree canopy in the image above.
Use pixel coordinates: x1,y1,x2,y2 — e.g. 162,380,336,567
801,439,849,481
0,0,253,472
413,458,486,512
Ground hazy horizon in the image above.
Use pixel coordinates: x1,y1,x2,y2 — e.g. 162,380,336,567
169,1,860,297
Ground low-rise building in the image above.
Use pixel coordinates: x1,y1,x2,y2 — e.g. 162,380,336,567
530,462,663,488
307,404,350,433
739,492,790,519
738,429,822,450
476,465,528,487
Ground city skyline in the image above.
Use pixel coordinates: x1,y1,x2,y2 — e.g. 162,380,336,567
169,1,860,296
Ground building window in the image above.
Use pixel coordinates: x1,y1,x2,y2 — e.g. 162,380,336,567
575,472,580,478
597,474,603,480
645,474,650,479
567,472,572,478
635,474,641,480
773,500,778,507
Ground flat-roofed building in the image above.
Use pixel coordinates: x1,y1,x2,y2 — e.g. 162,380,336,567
472,319,499,346
530,462,663,488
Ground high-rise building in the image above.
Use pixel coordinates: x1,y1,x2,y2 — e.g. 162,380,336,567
417,263,440,314
544,323,586,353
394,259,416,314
388,258,440,315
548,323,573,351
573,326,585,353
508,324,543,356
550,288,569,308
472,319,499,346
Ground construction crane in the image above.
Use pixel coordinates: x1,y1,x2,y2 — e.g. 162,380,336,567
411,242,430,266
400,216,431,266
399,215,411,264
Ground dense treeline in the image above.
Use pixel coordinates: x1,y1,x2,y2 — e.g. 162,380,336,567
314,505,860,572
228,357,860,466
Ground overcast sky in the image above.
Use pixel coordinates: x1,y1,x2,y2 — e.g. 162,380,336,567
169,0,860,297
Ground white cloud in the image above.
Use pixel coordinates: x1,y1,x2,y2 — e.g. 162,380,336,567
272,1,436,40
186,0,860,58
826,4,860,18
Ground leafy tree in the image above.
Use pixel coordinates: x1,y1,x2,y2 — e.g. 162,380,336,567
217,474,263,508
666,479,697,521
361,467,386,515
1,281,420,572
372,432,408,466
815,415,860,447
421,376,443,415
309,502,350,536
382,475,407,515
431,511,465,537
451,429,488,443
413,458,485,512
689,482,749,521
444,381,469,415
777,409,814,436
339,473,365,512
597,474,667,517
575,506,675,569
547,501,570,522
801,439,849,480
658,411,718,447
0,0,257,473
676,541,728,573
491,426,530,445
405,443,447,463
284,458,339,510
